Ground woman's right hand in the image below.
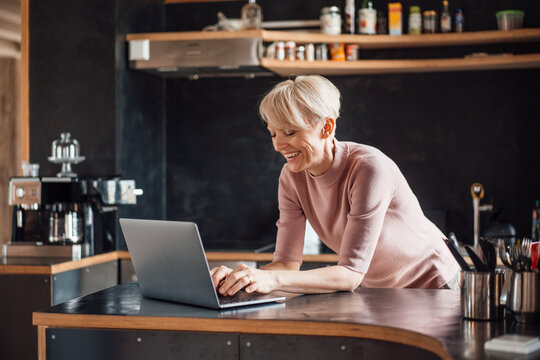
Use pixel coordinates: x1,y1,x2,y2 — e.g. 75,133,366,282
210,265,233,289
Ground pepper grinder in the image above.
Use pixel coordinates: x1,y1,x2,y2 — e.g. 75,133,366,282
470,183,493,250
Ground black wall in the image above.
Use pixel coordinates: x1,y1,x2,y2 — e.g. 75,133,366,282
29,0,540,251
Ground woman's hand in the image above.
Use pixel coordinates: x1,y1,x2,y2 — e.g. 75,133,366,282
210,264,276,296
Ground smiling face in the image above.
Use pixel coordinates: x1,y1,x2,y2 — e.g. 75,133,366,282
268,118,335,176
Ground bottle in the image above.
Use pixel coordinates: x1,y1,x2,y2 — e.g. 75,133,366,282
344,0,355,34
423,10,437,33
359,0,377,35
377,9,388,34
455,8,464,32
241,0,262,30
440,0,451,33
408,6,422,34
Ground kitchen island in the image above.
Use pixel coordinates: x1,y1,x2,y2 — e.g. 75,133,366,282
32,282,540,360
1,250,338,360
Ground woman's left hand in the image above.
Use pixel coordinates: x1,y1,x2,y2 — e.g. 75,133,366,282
215,264,276,296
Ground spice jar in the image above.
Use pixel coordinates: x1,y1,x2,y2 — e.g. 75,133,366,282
320,6,342,35
423,10,437,33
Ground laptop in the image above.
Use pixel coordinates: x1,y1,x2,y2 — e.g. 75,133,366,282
119,218,286,309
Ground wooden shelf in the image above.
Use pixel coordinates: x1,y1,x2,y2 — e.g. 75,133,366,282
261,53,540,75
126,29,540,75
261,28,540,49
127,28,540,48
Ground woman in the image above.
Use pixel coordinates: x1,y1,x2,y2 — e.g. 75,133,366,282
211,75,460,296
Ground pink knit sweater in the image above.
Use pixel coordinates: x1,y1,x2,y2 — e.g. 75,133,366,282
273,139,460,288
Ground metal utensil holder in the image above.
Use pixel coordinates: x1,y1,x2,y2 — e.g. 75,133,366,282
461,270,505,320
507,271,540,323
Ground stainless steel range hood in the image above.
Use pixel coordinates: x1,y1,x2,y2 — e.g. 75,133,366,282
128,36,274,79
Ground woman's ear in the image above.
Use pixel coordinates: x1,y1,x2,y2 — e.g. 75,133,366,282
321,118,335,139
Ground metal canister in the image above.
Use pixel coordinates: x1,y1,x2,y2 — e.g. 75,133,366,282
285,41,296,61
315,43,328,61
320,6,342,35
330,43,346,61
275,41,285,60
345,44,359,60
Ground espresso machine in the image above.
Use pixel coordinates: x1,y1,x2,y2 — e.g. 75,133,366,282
4,133,142,258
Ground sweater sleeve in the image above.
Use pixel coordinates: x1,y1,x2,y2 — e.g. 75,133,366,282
338,155,395,273
273,168,306,264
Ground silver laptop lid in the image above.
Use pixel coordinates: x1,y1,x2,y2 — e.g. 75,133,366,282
119,218,221,309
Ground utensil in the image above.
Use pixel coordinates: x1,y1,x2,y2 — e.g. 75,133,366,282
465,245,488,272
445,239,472,272
497,241,513,269
479,239,497,272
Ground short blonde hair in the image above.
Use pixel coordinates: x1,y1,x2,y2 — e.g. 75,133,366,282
259,75,341,130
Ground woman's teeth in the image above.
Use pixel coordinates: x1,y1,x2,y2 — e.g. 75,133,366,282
285,151,300,159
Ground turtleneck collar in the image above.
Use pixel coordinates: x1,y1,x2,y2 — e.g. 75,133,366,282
307,139,348,187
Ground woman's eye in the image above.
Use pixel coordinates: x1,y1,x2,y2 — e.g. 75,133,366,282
284,131,296,136
270,133,276,138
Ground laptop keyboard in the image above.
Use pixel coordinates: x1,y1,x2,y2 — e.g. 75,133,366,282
218,290,263,305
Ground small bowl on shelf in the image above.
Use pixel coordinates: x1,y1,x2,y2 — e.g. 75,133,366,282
496,10,525,31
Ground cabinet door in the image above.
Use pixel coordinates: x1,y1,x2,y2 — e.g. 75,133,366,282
46,328,239,360
239,334,440,360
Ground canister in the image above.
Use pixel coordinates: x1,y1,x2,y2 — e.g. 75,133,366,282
330,43,346,61
320,6,342,35
346,44,359,60
388,3,402,35
359,8,377,34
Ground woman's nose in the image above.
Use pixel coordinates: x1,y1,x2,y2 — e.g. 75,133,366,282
273,133,285,151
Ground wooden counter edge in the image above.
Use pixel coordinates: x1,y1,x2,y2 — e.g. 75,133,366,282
33,313,450,360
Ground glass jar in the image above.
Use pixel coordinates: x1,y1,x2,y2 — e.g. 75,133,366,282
320,6,342,35
408,6,422,34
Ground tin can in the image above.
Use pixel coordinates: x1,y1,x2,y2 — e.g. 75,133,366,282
275,41,285,60
330,43,346,61
359,8,377,34
315,43,328,61
345,44,359,60
285,41,296,60
320,6,342,35
306,43,315,61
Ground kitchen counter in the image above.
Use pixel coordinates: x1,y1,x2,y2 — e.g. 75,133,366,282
0,250,338,274
33,283,540,360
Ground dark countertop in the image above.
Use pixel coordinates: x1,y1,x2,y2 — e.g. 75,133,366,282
33,283,540,360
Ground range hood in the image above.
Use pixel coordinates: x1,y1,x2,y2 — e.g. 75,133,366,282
128,36,274,79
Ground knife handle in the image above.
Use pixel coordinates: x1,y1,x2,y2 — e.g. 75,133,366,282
444,239,472,272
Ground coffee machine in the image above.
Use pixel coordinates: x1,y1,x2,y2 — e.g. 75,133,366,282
4,133,142,258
